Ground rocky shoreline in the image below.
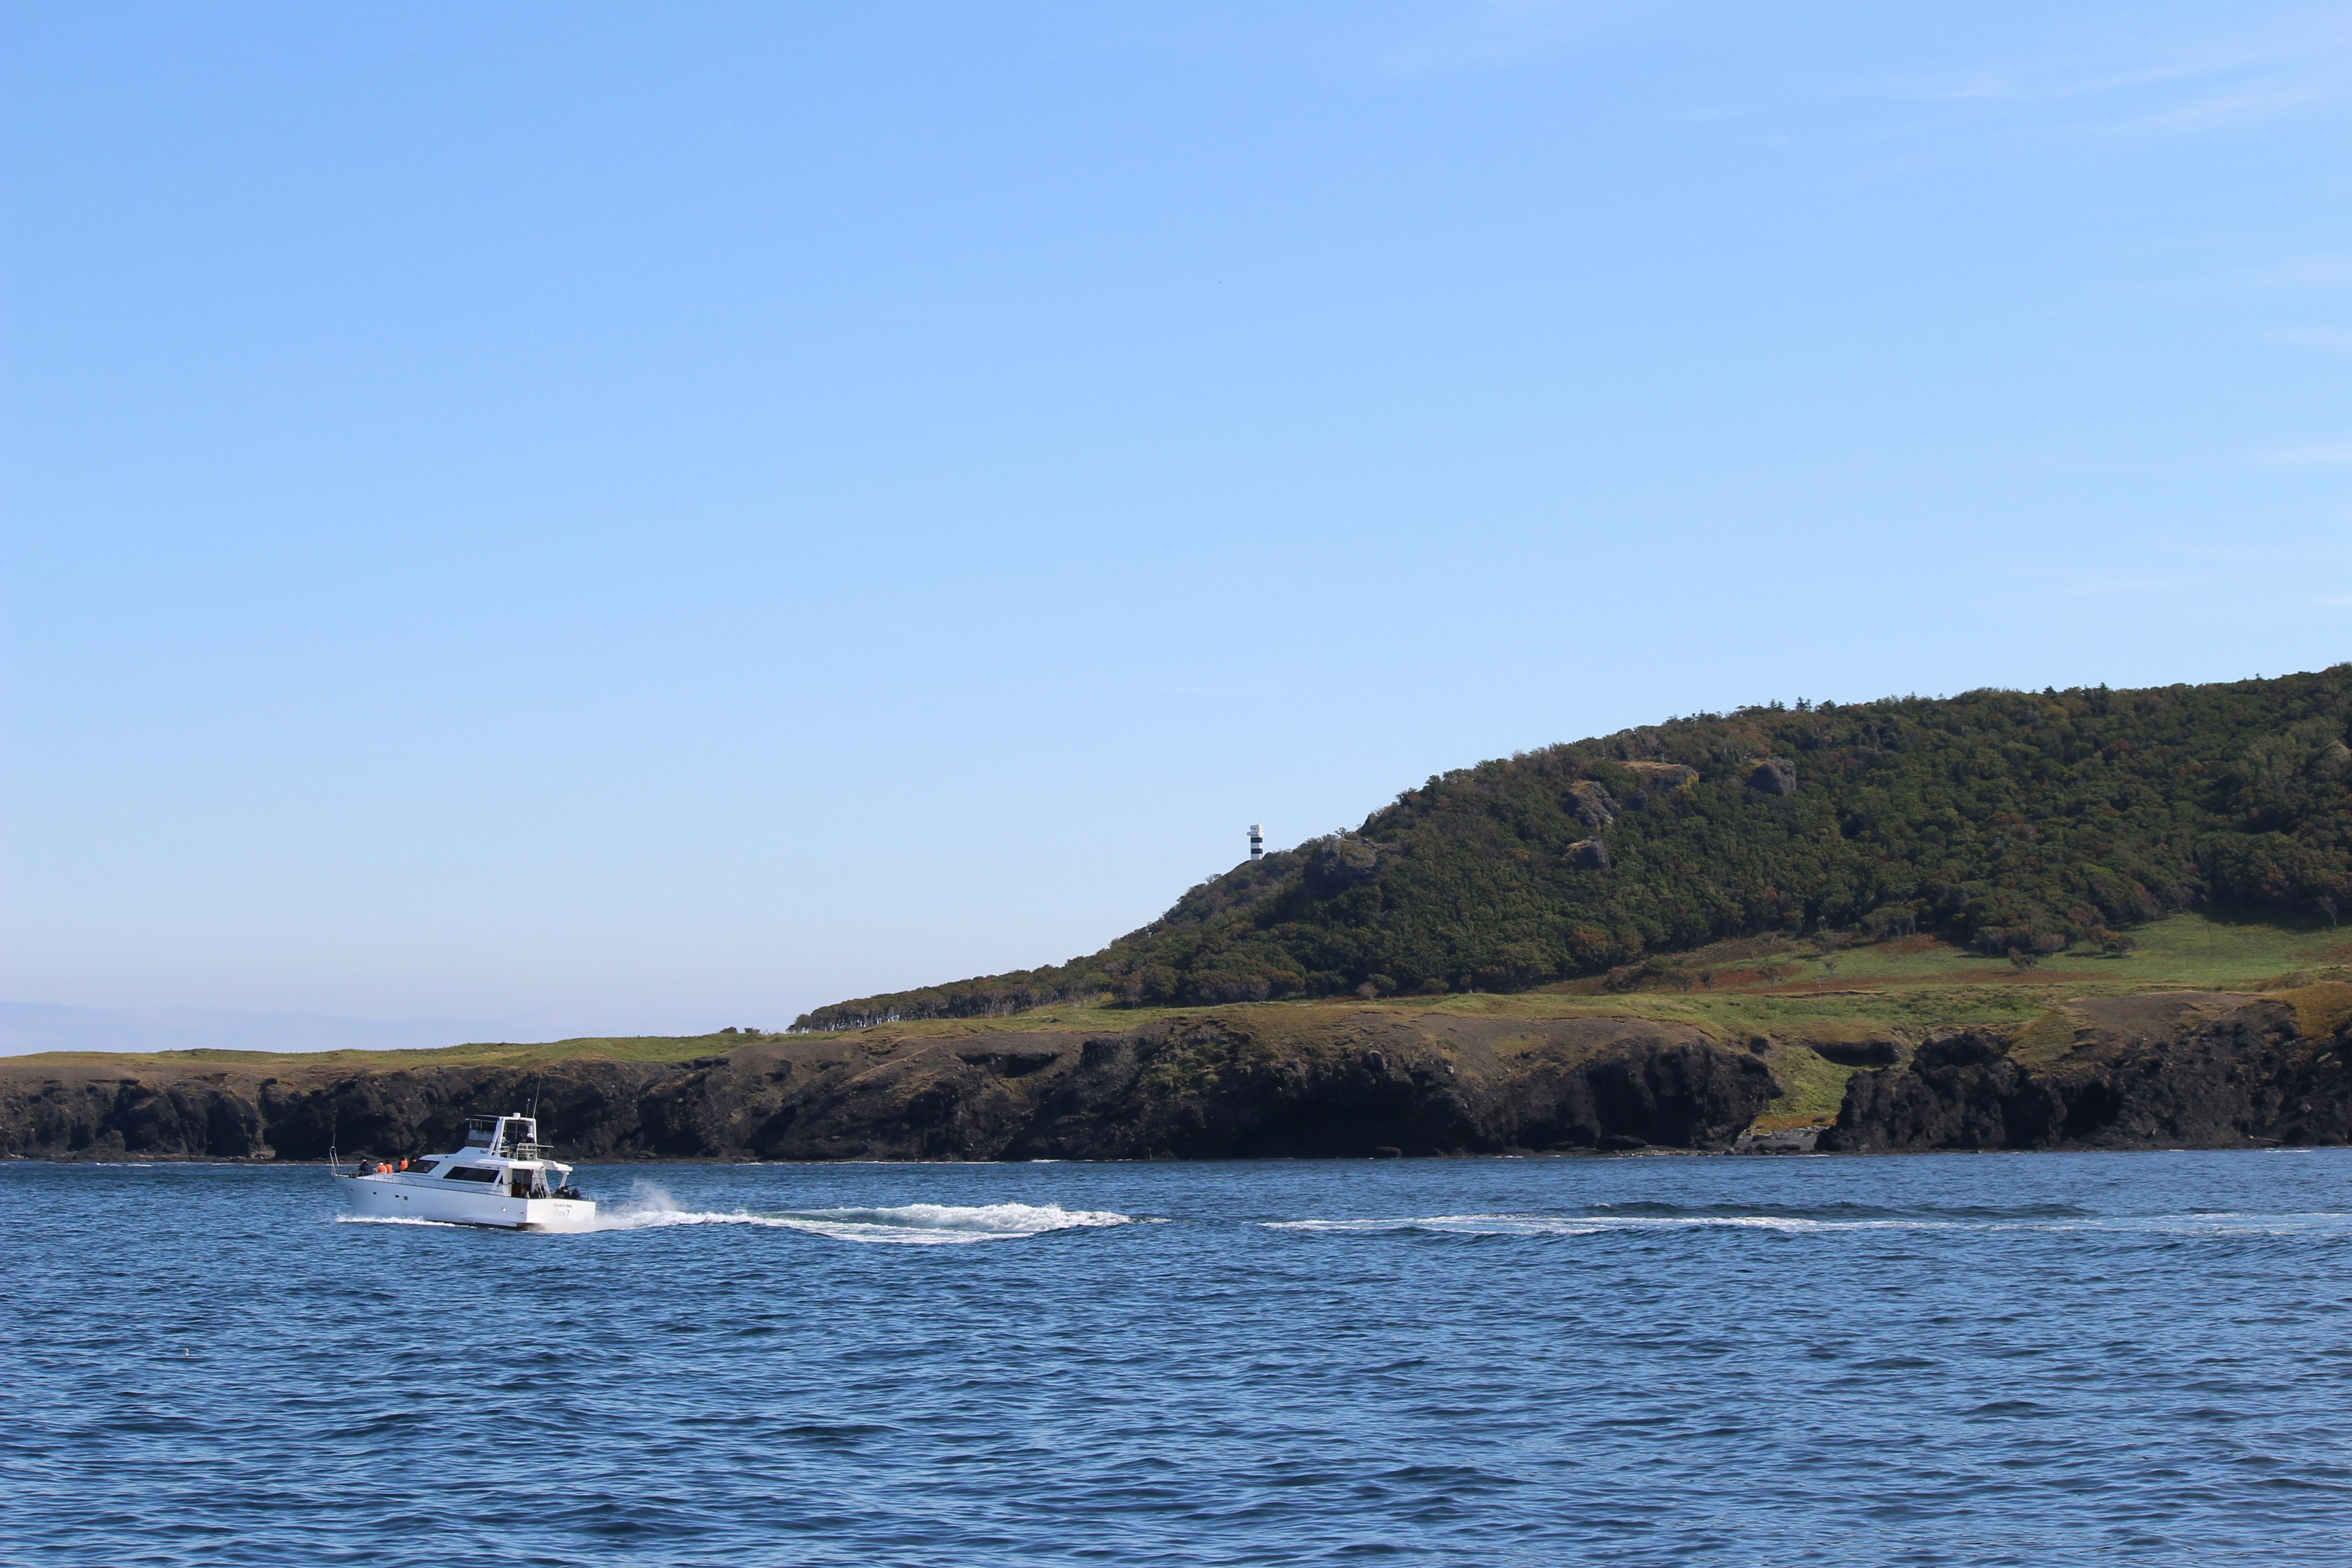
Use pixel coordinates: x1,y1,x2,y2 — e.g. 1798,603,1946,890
1820,987,2352,1152
4,986,2348,1163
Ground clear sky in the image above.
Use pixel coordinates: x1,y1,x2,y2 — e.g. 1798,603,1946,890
4,2,2350,1042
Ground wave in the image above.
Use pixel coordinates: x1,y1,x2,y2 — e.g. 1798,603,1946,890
1267,1213,1833,1237
334,1215,467,1229
1583,1199,2094,1221
592,1193,1136,1245
1265,1208,2352,1238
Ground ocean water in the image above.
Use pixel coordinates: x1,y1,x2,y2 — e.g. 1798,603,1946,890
6,1153,2351,1566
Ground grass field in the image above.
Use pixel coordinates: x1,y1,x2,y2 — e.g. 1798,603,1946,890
15,1031,762,1074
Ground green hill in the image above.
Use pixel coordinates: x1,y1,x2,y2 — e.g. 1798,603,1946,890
793,669,2352,1031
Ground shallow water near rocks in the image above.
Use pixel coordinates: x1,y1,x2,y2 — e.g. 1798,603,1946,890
6,1151,2351,1566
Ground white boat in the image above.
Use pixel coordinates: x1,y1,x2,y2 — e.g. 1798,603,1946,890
339,1113,595,1231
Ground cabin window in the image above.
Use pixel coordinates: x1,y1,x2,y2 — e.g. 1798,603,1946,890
407,1160,439,1174
441,1165,500,1182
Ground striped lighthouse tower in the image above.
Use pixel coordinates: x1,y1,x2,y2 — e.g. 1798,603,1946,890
1248,824,1264,861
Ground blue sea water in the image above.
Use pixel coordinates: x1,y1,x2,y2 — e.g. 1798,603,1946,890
6,1152,2352,1566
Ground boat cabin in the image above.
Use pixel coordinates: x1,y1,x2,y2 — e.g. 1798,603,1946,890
464,1115,546,1159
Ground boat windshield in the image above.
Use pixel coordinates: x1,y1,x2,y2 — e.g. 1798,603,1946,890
460,1114,548,1159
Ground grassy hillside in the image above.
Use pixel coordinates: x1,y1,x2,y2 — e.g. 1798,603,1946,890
797,669,2352,1029
26,912,2339,1077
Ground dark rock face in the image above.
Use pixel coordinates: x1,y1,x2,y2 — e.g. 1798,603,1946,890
0,1014,1777,1163
8,1076,273,1159
1747,757,1798,796
1821,992,2352,1152
1567,781,1618,828
1569,839,1613,871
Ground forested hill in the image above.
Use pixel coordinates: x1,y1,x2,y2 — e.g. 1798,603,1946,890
793,669,2352,1031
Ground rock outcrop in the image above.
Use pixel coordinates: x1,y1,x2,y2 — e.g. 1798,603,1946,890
1747,757,1798,796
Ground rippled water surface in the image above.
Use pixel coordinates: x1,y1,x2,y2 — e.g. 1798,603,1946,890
7,1152,2352,1565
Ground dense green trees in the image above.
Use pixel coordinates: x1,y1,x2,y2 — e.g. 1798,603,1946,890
793,669,2352,1031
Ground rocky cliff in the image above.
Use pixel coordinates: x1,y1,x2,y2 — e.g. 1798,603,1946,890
1820,986,2352,1152
0,1009,1775,1163
11,984,2348,1163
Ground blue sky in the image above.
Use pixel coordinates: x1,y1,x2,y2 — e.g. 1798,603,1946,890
4,2,2350,1042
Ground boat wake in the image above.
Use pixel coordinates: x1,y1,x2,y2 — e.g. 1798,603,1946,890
594,1188,1135,1245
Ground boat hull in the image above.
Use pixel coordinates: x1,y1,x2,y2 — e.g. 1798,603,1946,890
345,1175,595,1231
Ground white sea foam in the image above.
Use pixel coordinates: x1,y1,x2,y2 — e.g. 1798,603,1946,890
334,1214,467,1229
591,1192,1134,1245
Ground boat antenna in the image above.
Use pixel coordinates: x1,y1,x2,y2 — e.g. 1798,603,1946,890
529,1075,541,1126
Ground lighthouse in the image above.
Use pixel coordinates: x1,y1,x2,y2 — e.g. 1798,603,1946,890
1248,824,1264,861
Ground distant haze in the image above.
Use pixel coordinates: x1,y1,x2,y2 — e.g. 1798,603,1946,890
6,2,2350,1041
0,1002,701,1058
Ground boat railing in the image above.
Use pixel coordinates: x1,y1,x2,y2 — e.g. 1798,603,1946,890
502,1141,556,1161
